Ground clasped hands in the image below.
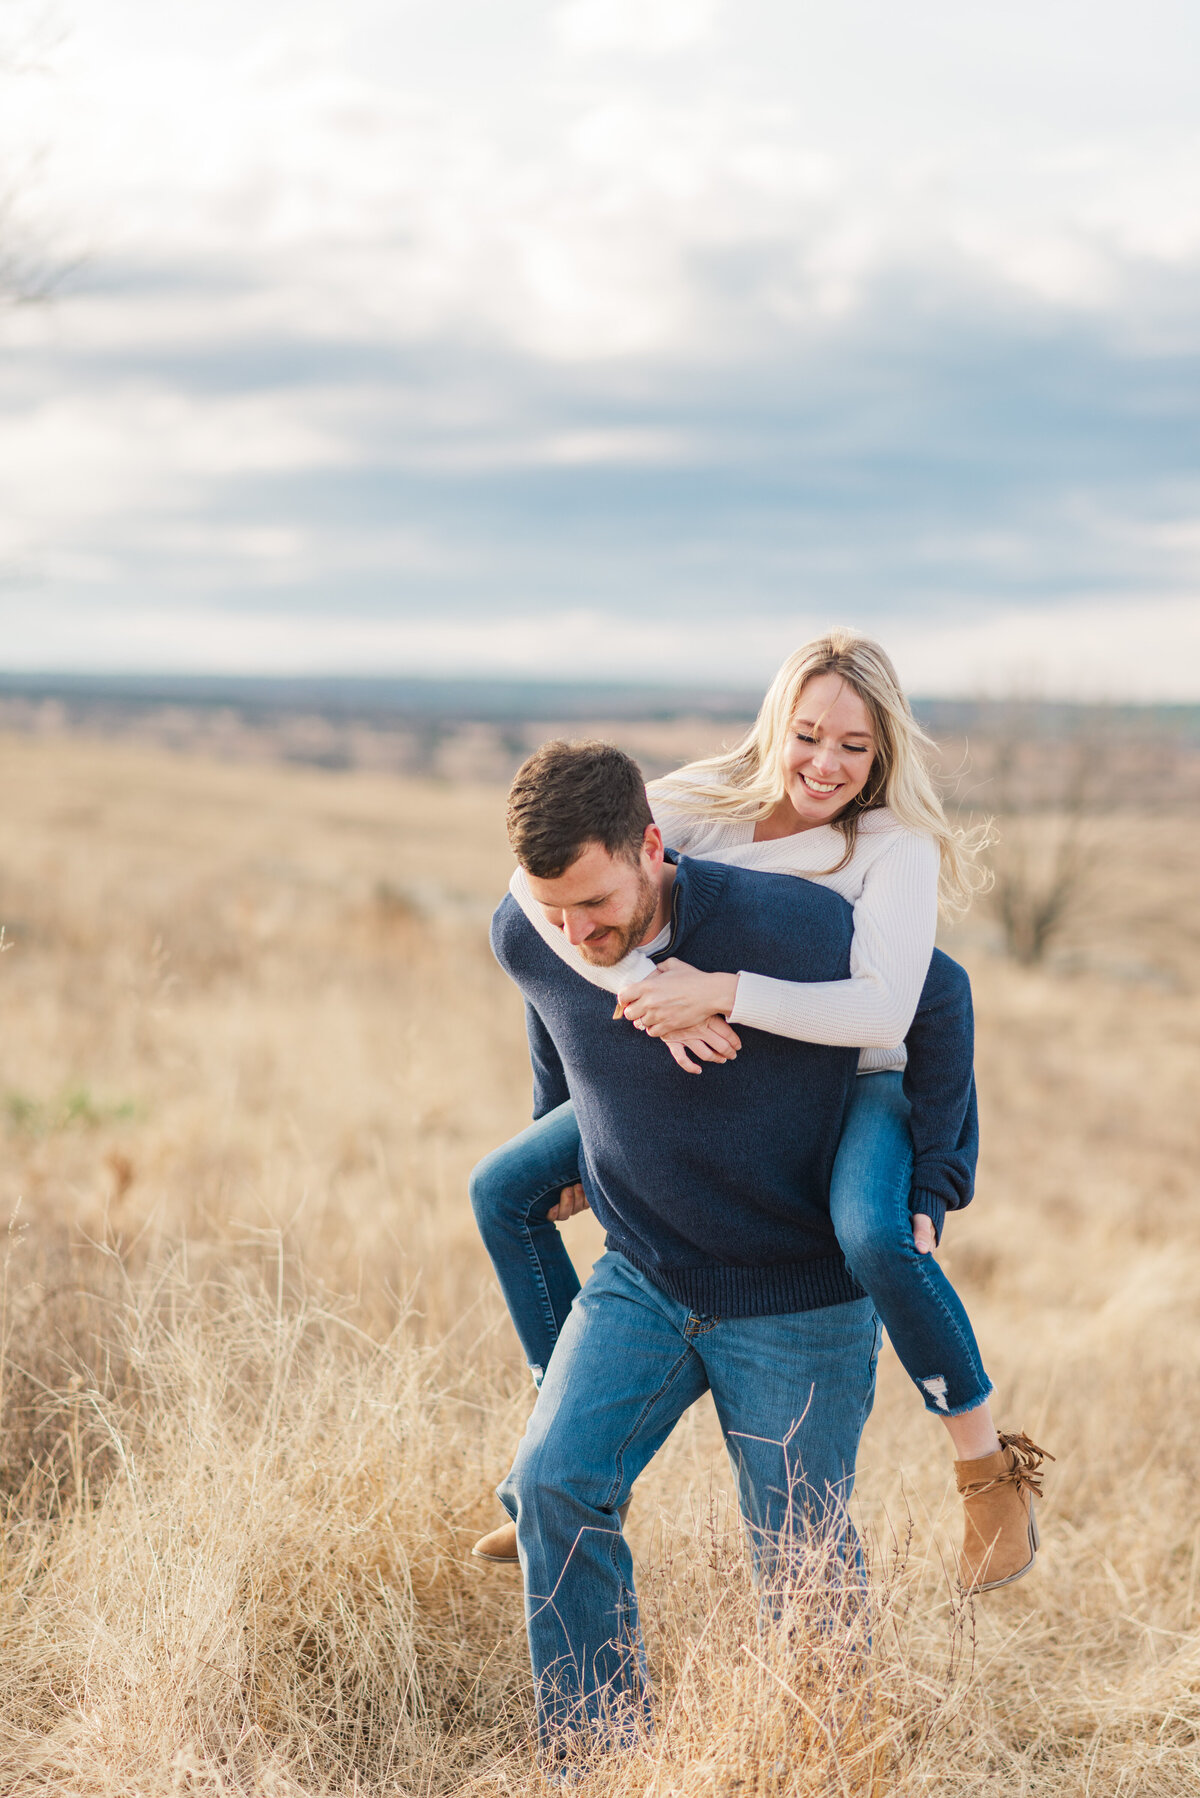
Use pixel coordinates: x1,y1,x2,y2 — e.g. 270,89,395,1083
614,957,741,1074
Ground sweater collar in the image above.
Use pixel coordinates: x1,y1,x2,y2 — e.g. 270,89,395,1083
652,853,729,961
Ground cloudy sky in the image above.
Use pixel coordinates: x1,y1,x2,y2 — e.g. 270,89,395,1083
1,0,1199,694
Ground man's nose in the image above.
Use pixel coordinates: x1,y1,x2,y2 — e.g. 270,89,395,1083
562,910,594,945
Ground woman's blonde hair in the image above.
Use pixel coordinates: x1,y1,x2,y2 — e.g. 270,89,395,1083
649,627,990,916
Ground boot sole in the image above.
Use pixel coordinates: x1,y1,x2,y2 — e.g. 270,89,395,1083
966,1504,1039,1596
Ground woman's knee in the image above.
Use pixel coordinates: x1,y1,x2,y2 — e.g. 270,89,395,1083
469,1106,580,1238
468,1143,524,1236
835,1204,917,1290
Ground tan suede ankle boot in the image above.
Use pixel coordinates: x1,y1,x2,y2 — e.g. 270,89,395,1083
954,1431,1052,1594
471,1501,631,1565
470,1518,521,1564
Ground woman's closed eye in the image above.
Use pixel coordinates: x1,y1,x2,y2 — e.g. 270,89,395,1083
793,732,869,754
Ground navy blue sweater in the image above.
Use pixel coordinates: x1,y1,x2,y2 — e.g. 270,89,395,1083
491,854,978,1317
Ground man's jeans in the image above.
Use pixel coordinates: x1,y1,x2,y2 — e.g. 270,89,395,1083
497,1250,881,1751
470,1077,990,1414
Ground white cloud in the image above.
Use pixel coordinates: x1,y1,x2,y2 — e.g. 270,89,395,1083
0,599,818,680
7,7,1200,366
3,593,1197,701
539,428,689,466
552,0,720,57
0,385,353,558
886,594,1200,703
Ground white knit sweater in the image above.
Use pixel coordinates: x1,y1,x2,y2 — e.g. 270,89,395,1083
507,803,939,1074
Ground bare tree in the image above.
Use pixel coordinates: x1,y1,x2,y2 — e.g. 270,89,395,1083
970,701,1112,967
0,3,67,307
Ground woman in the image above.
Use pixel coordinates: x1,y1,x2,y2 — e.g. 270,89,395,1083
470,629,1049,1592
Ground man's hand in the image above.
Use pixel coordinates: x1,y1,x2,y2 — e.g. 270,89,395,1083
547,1182,589,1221
616,959,740,1037
912,1213,937,1255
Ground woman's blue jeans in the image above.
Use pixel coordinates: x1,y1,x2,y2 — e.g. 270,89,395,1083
468,1073,991,1416
829,1072,992,1416
469,1102,587,1388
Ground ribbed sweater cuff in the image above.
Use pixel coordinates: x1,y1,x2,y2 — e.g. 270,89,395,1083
909,1188,946,1244
728,970,786,1034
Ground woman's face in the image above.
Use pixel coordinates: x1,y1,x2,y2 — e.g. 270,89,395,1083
778,673,877,828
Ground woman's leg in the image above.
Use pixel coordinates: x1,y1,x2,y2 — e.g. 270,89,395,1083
468,1101,584,1386
830,1074,1051,1592
828,1073,995,1436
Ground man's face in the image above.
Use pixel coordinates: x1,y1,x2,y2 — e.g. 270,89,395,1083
525,829,665,966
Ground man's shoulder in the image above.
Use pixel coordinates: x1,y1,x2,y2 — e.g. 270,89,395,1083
490,890,535,968
706,856,854,923
490,890,603,996
673,856,853,980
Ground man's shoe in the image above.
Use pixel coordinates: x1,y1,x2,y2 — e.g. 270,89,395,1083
471,1501,631,1565
954,1430,1053,1594
471,1519,520,1564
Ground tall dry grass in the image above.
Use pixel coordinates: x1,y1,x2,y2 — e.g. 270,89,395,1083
0,733,1198,1794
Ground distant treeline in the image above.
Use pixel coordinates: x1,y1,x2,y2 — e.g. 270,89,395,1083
0,672,759,724
1,672,1197,740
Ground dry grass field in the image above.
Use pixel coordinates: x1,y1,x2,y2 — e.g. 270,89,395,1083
0,731,1198,1795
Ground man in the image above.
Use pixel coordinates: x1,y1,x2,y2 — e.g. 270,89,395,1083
487,740,976,1760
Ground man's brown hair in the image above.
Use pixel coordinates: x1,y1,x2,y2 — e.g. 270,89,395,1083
506,740,653,878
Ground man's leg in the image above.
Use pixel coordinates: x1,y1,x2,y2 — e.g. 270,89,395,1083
829,1073,994,1424
700,1297,882,1587
498,1251,709,1756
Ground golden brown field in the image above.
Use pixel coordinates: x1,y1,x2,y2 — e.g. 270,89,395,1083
1,731,1198,1796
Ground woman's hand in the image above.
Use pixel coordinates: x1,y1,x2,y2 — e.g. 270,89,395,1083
616,959,740,1037
660,1016,742,1074
912,1213,937,1255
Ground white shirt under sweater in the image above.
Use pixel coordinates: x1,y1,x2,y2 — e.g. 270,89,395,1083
508,803,939,1075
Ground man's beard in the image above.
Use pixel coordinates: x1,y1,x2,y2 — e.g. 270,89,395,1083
578,869,659,966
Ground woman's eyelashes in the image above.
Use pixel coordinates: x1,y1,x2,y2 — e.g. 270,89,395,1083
793,732,869,754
